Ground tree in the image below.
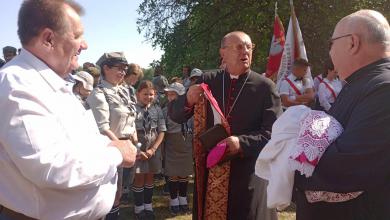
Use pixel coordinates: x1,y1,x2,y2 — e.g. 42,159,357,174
137,0,390,78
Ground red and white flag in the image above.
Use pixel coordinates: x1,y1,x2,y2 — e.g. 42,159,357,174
276,0,312,88
265,8,285,81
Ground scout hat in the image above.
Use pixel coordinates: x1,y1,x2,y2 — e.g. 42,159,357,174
96,52,128,68
190,68,203,78
3,46,17,55
73,71,94,91
164,82,185,95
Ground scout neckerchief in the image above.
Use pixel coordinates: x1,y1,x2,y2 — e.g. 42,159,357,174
142,105,153,138
99,84,136,113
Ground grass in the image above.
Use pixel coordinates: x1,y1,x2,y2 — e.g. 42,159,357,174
119,178,296,220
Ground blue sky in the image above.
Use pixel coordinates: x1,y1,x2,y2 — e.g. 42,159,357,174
0,0,163,68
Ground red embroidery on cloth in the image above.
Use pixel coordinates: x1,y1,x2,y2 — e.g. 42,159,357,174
305,191,363,203
289,110,343,176
288,110,362,203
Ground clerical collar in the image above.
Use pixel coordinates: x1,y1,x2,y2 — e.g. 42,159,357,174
222,71,251,118
230,74,239,79
225,70,250,80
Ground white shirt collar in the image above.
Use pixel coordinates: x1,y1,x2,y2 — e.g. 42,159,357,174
19,49,71,93
288,73,305,82
229,74,239,79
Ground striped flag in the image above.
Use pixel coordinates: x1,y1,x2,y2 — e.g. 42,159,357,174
265,3,285,81
276,0,312,88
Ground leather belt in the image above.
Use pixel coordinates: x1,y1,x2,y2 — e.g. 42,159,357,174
0,205,37,220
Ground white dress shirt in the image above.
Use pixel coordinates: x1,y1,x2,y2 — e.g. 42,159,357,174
313,74,323,93
318,78,343,111
0,49,123,220
279,74,314,108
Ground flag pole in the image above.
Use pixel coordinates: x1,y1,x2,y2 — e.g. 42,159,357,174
275,1,278,17
290,0,301,58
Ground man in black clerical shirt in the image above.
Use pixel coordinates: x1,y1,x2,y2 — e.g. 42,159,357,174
294,9,390,220
169,31,281,220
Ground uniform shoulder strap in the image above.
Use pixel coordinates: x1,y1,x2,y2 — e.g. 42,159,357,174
284,76,302,95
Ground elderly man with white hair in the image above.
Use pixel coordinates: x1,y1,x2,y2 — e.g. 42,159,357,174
293,9,390,220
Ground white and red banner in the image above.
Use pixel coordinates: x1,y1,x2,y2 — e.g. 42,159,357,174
266,14,285,81
276,0,312,89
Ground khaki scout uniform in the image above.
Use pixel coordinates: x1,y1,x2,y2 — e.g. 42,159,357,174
87,79,137,197
87,79,136,138
134,103,166,174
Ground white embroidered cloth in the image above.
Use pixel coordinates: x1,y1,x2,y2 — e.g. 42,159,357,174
255,105,362,210
288,109,343,177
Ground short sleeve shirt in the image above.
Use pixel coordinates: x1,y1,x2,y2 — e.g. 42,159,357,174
87,80,136,138
135,103,167,133
279,73,314,101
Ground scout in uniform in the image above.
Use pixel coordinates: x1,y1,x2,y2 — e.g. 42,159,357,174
72,70,94,109
318,61,343,111
2,46,17,63
124,63,143,103
163,82,193,215
279,58,315,109
87,52,137,220
133,80,166,220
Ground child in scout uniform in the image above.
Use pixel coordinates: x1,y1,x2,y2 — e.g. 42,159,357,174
87,52,137,220
133,80,166,219
72,70,94,109
163,82,193,215
279,58,315,109
318,61,343,112
124,63,143,103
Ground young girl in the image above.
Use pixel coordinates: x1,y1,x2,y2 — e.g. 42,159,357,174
318,61,343,112
133,80,166,219
163,82,193,215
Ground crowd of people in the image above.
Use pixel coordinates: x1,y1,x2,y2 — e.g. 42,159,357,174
0,1,390,220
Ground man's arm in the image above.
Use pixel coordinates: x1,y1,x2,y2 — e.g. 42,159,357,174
295,83,390,192
279,80,305,107
281,94,304,107
168,94,194,123
295,88,315,103
168,84,204,123
0,88,130,190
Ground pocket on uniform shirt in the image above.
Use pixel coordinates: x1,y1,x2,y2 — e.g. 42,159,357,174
150,116,158,129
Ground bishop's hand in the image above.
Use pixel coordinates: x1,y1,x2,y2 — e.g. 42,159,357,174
186,84,204,107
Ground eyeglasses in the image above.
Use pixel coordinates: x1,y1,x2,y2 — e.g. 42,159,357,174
223,43,256,51
328,34,352,50
111,65,128,72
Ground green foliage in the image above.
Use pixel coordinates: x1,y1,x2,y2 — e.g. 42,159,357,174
142,67,154,81
137,0,390,78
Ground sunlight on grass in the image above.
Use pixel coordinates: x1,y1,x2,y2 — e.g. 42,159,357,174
119,178,296,220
